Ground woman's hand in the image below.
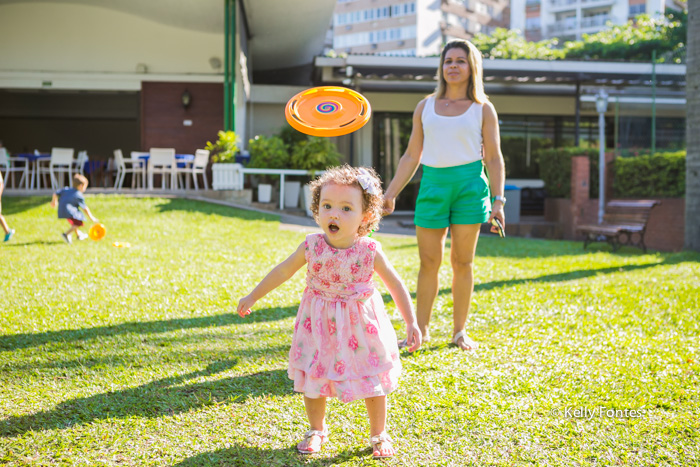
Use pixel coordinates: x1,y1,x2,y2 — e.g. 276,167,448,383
487,201,505,234
383,196,396,216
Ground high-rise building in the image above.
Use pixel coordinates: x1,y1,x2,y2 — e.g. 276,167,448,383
511,0,675,42
330,0,509,57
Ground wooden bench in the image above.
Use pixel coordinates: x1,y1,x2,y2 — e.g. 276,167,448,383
577,200,660,252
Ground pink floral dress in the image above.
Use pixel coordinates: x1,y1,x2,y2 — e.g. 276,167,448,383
288,233,401,402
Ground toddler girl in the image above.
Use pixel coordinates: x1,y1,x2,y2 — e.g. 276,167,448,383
237,165,421,459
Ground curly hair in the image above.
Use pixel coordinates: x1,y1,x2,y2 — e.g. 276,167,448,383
309,165,384,237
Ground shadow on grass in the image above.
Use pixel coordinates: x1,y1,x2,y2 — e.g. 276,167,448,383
388,236,588,259
431,255,690,296
384,235,697,260
0,196,48,215
0,306,298,352
4,344,291,372
379,259,680,304
4,240,63,247
154,198,279,222
0,361,294,437
172,445,369,467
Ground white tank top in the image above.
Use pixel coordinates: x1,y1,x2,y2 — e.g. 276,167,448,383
421,95,483,168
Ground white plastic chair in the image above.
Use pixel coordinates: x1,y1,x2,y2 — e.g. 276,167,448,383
191,149,210,190
148,148,176,189
129,151,148,188
113,149,143,189
38,148,74,190
0,148,28,189
174,149,209,190
73,150,89,176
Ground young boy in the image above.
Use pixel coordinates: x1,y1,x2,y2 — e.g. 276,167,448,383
0,171,15,242
51,174,98,244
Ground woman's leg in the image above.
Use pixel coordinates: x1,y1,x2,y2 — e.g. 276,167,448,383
298,395,327,451
448,223,481,350
365,395,394,457
415,226,449,338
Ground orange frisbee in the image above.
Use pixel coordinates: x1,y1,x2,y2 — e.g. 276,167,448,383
285,86,371,137
89,223,106,241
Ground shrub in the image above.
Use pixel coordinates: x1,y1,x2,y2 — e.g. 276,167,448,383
614,151,685,197
205,130,239,163
278,124,309,152
501,136,553,179
248,135,290,169
290,137,342,172
537,147,599,198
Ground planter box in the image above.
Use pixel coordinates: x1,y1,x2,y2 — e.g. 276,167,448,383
284,181,301,208
302,183,313,217
258,184,273,203
211,163,243,190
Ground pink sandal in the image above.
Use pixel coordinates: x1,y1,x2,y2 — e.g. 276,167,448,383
297,427,329,454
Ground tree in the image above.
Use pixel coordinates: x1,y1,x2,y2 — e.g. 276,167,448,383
686,2,699,251
564,12,686,63
473,11,686,62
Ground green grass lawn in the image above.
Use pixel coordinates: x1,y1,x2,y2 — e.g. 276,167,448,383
1,195,699,466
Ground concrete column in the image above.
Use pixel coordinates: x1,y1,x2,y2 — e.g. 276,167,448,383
605,151,615,201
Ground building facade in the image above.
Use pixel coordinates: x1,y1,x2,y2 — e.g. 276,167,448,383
331,0,508,57
511,0,669,42
0,0,335,159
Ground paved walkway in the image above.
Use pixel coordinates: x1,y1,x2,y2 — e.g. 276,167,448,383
183,194,419,238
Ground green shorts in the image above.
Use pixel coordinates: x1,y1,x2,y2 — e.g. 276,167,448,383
414,161,491,229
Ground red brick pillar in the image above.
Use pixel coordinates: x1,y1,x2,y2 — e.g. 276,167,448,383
570,155,590,239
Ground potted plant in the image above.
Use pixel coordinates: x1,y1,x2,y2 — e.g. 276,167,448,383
206,130,242,190
248,134,290,203
289,135,342,216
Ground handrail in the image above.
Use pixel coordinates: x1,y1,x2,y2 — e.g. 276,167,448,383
238,167,325,210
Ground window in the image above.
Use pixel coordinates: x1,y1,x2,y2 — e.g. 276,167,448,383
629,4,645,16
336,3,414,26
392,2,416,18
526,16,541,30
378,48,416,57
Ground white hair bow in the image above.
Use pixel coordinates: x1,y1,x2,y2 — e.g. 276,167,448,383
357,168,380,195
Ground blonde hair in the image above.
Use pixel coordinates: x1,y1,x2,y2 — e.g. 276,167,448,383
309,165,383,237
434,39,488,104
72,173,89,188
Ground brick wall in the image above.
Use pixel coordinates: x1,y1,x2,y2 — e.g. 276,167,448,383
544,154,686,252
141,82,223,154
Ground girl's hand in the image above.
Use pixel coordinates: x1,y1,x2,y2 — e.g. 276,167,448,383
236,294,255,317
404,322,422,352
382,196,396,216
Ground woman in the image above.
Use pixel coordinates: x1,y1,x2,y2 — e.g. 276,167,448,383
383,39,506,351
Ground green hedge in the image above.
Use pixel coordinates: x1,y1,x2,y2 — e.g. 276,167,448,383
501,136,552,179
537,148,599,198
536,148,686,199
614,151,686,197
